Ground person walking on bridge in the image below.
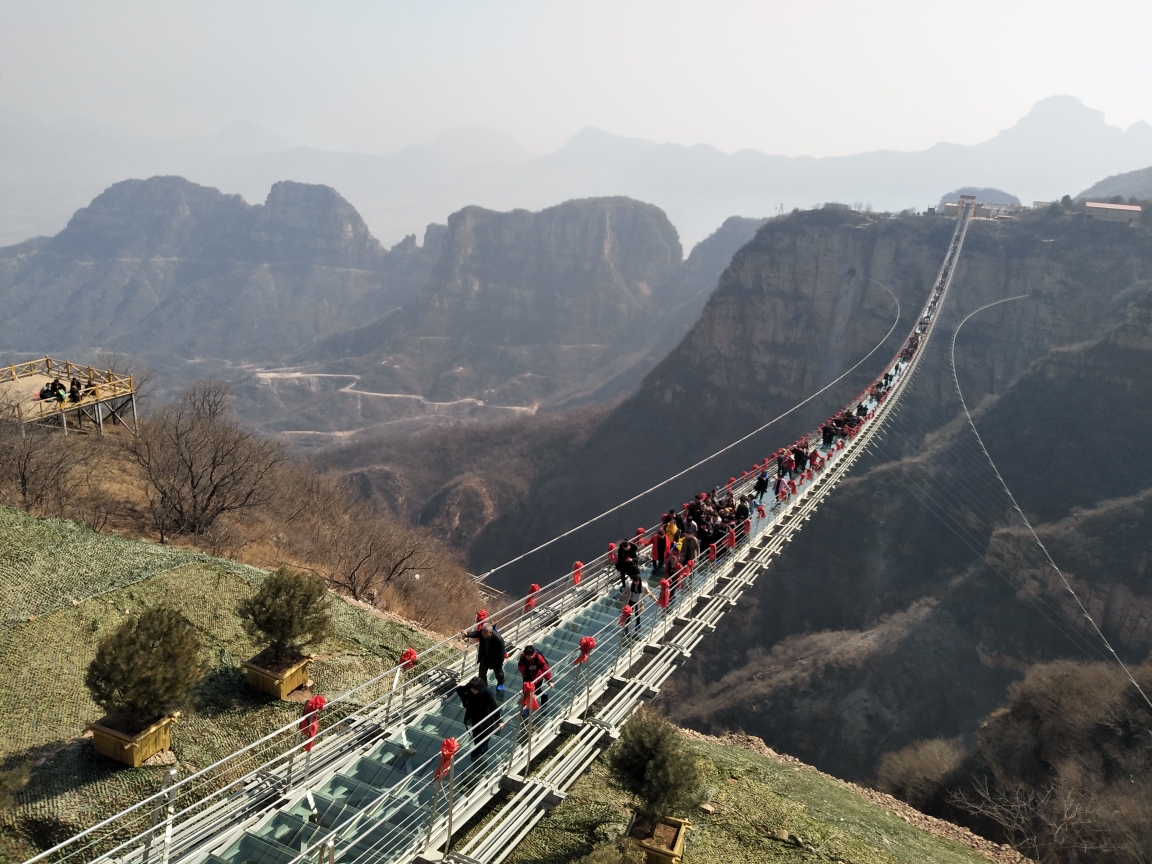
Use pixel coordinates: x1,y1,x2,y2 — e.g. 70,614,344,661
456,676,504,762
681,527,700,569
517,645,551,715
753,471,769,503
622,573,656,638
650,529,668,574
616,538,640,589
464,622,507,693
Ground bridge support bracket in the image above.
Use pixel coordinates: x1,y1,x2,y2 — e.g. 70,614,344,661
500,774,526,793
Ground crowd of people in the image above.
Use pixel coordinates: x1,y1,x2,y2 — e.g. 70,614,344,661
452,350,925,762
36,376,94,405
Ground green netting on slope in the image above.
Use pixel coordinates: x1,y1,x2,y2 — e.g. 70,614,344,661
0,521,437,861
0,506,266,622
501,741,991,864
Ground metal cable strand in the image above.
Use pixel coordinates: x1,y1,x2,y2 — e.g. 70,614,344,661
479,281,904,580
951,294,1152,713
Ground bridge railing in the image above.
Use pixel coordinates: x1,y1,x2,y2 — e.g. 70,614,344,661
26,203,974,864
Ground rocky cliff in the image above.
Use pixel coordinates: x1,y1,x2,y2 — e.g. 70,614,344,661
466,207,1152,783
298,197,684,407
0,176,438,365
307,216,768,547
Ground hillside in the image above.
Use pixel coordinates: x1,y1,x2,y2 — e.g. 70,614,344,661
656,218,1152,781
0,506,433,862
1078,163,1152,201
501,730,1021,864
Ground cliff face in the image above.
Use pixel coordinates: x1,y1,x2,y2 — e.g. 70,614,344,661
306,215,768,546
294,197,685,412
467,209,1152,782
660,295,1152,780
0,176,437,363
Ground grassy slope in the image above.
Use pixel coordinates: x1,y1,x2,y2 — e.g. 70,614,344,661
507,736,994,864
0,507,434,862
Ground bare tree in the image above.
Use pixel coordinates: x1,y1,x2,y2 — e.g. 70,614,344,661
127,380,282,539
951,778,1102,863
0,400,88,514
313,501,445,602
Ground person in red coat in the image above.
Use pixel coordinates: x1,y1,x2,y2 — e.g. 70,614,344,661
517,645,551,715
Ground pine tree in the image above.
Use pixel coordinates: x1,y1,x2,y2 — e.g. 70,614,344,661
610,707,704,820
85,607,205,725
238,566,333,664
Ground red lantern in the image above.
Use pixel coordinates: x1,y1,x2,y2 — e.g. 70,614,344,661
300,694,327,752
575,636,596,664
399,648,417,671
435,737,460,779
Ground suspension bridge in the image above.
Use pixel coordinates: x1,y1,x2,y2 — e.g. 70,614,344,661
25,199,975,864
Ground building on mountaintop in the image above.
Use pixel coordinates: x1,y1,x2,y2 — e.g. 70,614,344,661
1085,200,1143,224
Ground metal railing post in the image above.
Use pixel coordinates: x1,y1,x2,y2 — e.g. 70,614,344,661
445,758,457,854
284,726,302,790
384,667,402,720
159,768,177,864
504,711,524,777
423,773,445,852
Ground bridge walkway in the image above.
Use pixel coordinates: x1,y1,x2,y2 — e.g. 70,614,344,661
25,199,973,864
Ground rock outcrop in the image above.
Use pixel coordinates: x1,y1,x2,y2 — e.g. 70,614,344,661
0,176,439,363
300,196,684,407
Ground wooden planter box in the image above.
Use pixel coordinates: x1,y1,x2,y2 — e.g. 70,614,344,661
87,713,178,768
628,813,691,864
242,652,312,700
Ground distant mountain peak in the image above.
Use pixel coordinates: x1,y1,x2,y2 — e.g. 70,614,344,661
1010,95,1108,134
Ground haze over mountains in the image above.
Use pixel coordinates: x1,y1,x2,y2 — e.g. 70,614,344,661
4,95,1151,250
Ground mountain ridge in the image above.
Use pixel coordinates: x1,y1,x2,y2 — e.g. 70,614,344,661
6,96,1151,250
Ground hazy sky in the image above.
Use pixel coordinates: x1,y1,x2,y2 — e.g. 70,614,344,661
2,0,1149,157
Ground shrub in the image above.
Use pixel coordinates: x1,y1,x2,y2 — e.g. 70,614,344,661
85,606,206,725
238,566,334,664
876,738,965,808
610,707,704,820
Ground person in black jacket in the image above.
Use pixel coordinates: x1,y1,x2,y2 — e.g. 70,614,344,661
456,676,503,761
753,471,769,502
463,622,506,692
616,539,640,589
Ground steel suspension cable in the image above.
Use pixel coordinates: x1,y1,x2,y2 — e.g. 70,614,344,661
952,295,1152,712
479,282,904,580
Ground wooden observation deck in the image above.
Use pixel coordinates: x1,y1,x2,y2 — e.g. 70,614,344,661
0,357,138,435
